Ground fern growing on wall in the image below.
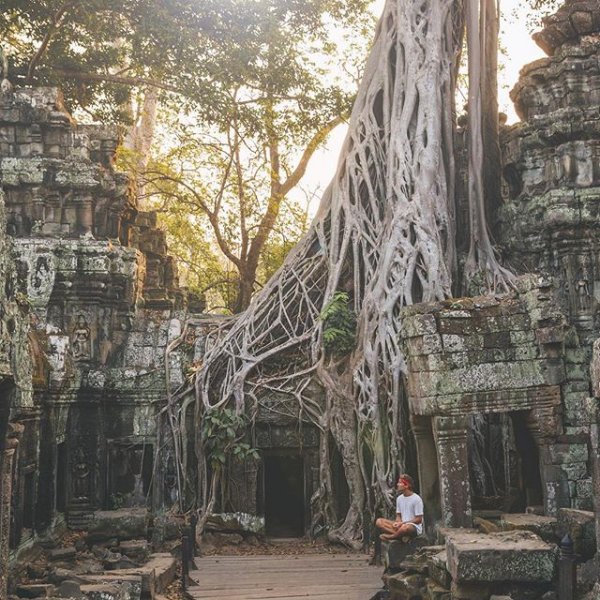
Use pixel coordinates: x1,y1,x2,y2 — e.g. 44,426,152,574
319,291,356,356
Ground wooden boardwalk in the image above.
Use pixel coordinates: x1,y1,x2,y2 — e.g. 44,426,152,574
186,553,383,600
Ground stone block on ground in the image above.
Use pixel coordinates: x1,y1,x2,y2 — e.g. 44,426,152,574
449,581,492,600
557,508,596,559
86,509,150,542
118,540,149,563
204,512,265,534
57,580,83,599
382,537,429,572
383,571,426,600
103,552,138,571
80,575,141,600
109,553,176,596
48,547,77,562
446,530,557,583
501,513,558,542
49,569,87,585
81,584,121,600
435,527,477,545
428,551,451,589
425,580,451,600
398,545,444,575
15,585,56,599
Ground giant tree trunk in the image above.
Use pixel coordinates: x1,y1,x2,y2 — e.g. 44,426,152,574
194,0,465,548
463,0,513,292
124,88,159,202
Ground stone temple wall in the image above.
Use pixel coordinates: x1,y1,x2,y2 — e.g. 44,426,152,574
500,0,600,351
0,188,33,600
1,1,600,598
0,85,205,588
401,276,593,530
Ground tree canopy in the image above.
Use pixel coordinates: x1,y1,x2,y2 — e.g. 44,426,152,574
1,0,375,311
0,0,372,121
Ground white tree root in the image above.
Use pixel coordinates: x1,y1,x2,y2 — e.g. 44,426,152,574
192,0,510,548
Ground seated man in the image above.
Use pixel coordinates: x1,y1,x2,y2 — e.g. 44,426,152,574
376,474,424,541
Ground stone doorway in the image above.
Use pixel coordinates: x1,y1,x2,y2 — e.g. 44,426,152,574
468,412,544,514
107,443,153,508
263,454,305,537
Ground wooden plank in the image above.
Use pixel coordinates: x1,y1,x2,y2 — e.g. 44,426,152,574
186,553,382,600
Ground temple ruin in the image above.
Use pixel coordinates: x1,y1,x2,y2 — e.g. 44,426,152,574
0,1,599,599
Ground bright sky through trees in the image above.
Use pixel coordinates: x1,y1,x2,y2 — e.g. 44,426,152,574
298,0,546,213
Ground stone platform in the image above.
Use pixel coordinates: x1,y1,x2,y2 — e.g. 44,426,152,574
445,530,556,583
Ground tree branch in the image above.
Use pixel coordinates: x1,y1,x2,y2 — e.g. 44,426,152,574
50,69,181,94
26,0,79,84
280,113,348,197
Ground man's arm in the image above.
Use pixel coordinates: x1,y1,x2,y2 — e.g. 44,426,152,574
408,497,424,525
392,512,403,528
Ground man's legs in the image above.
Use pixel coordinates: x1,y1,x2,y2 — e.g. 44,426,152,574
375,517,398,536
376,519,418,541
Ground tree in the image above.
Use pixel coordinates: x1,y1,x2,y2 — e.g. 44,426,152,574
189,0,518,548
2,0,374,308
0,0,257,120
141,1,373,312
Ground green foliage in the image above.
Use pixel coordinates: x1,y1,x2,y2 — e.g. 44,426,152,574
201,408,259,469
319,291,356,356
110,492,125,509
0,0,373,122
141,0,374,312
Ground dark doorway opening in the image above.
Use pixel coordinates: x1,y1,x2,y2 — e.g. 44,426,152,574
107,443,154,508
264,455,304,537
468,412,543,513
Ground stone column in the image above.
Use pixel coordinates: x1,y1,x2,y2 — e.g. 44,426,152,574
432,415,472,528
589,339,600,560
589,406,600,570
526,406,565,516
410,415,441,531
0,436,18,600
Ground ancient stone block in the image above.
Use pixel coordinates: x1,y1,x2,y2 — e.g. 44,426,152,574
48,547,77,562
445,531,557,583
382,537,429,572
16,584,56,598
86,509,149,542
500,513,558,542
57,581,83,599
428,551,451,589
205,512,265,534
557,508,596,559
548,443,588,464
384,571,426,600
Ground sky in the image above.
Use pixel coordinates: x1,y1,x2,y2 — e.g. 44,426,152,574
296,0,548,212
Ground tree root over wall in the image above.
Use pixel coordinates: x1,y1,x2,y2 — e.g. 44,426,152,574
190,0,513,549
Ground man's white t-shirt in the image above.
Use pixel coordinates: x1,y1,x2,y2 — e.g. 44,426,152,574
396,492,424,535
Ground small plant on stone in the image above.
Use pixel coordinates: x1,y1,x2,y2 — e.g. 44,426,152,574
110,492,126,510
201,408,259,468
319,291,357,356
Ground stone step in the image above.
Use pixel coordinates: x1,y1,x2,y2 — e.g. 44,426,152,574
16,584,56,599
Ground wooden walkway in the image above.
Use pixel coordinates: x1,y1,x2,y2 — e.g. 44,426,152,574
186,554,383,600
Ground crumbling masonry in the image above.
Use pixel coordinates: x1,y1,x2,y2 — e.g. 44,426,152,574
0,1,599,599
